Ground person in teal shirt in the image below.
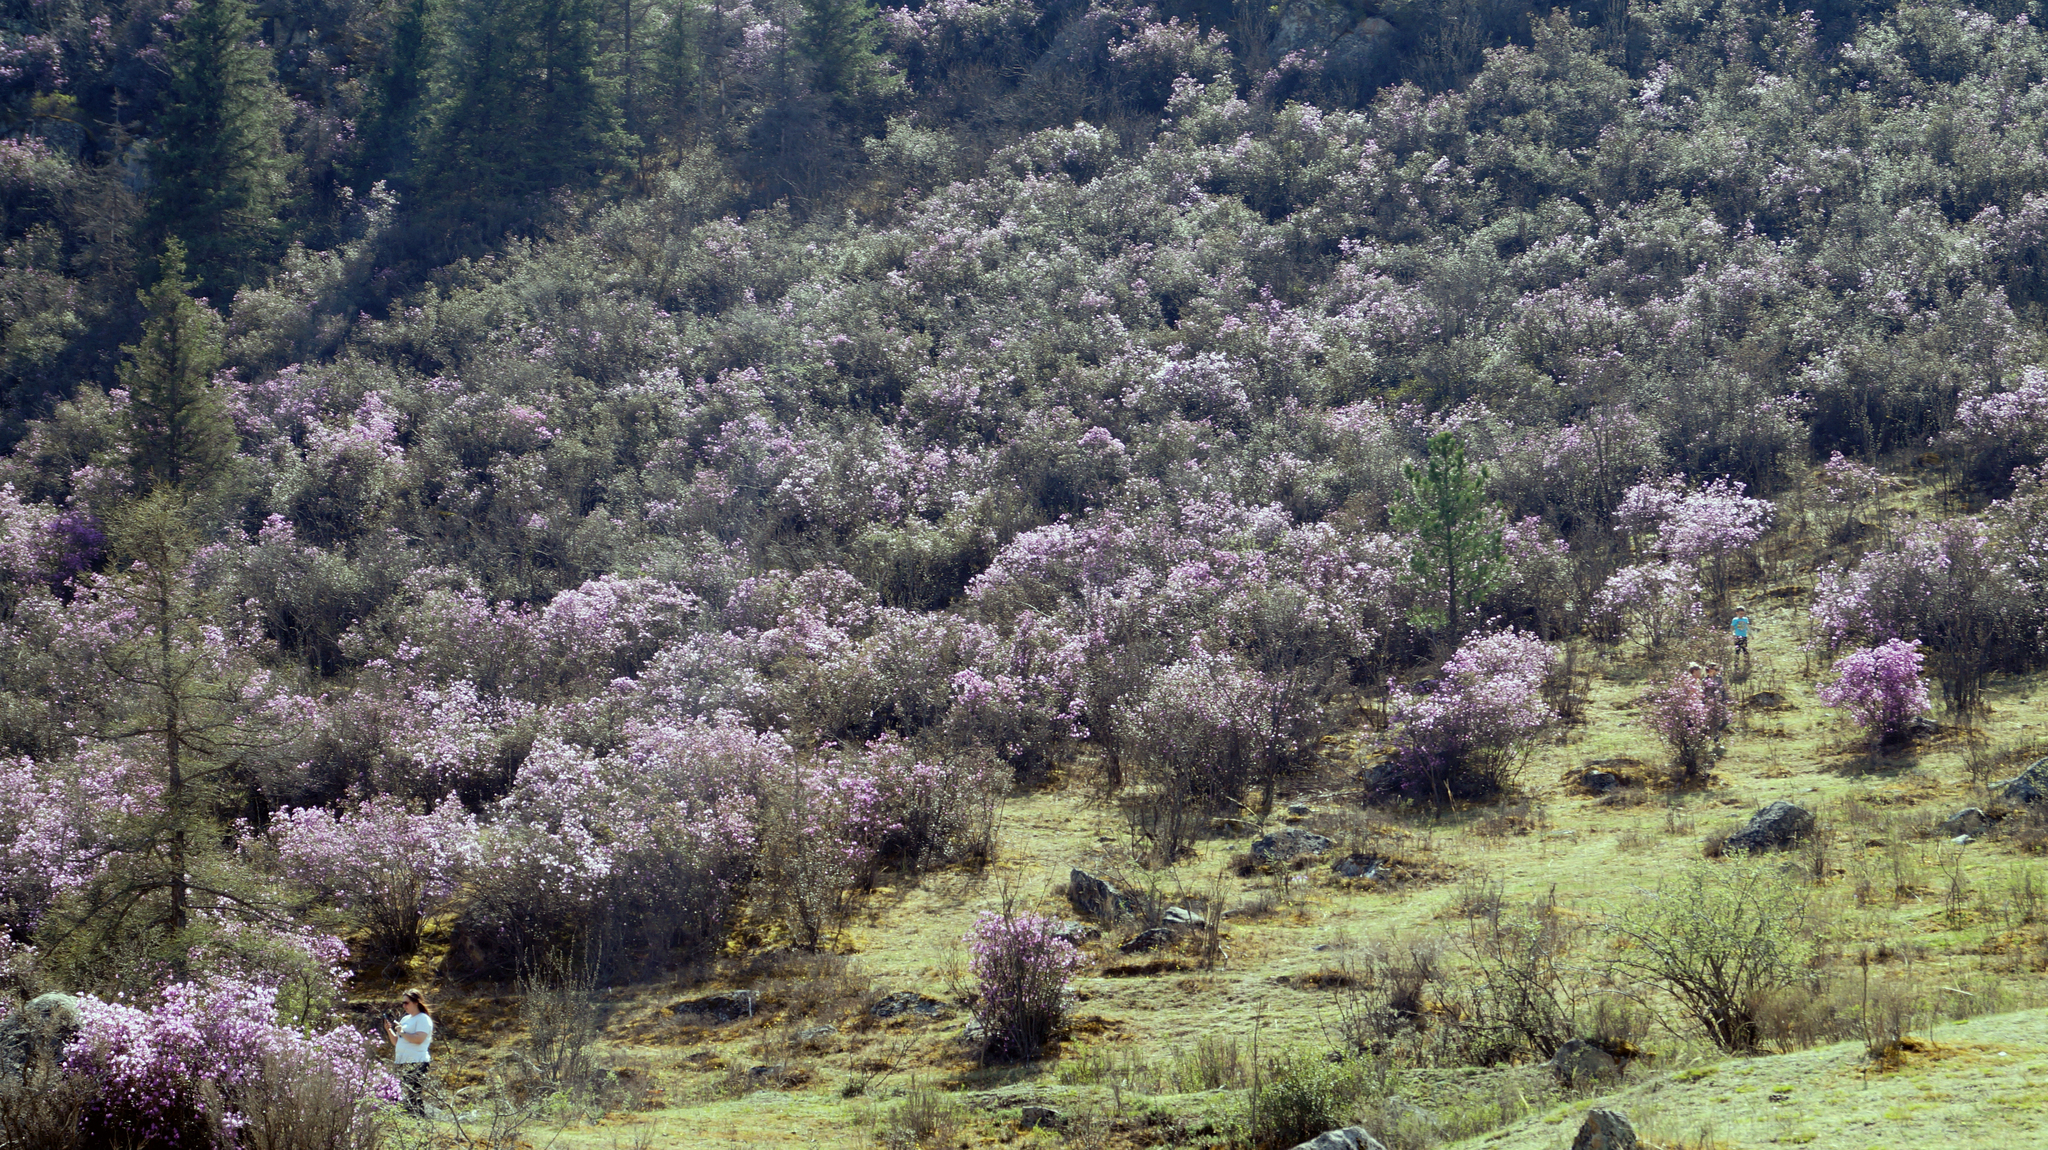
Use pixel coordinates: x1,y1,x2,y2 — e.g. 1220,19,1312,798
1731,609,1751,665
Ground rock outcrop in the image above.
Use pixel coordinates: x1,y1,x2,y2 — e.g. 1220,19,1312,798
1724,801,1814,852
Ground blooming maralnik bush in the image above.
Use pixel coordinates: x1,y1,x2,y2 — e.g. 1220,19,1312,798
271,794,483,960
63,977,396,1145
1376,630,1557,803
1596,562,1703,651
1639,672,1728,781
965,910,1086,1063
1818,640,1934,750
1809,520,2036,715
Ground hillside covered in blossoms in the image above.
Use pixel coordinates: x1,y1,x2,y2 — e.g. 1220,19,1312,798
2,0,2048,1143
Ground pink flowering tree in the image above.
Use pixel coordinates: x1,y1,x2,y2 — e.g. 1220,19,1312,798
1810,521,2031,716
1376,629,1557,803
1818,451,1883,542
1617,475,1773,611
63,976,396,1145
1596,562,1703,652
1817,639,1933,752
965,909,1087,1063
1638,672,1728,780
271,794,483,960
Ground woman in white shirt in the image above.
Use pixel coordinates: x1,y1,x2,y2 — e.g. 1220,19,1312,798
381,989,435,1116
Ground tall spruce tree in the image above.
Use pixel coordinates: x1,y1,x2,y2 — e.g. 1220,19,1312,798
357,0,440,192
121,242,234,493
1392,431,1504,641
794,0,898,130
419,0,626,228
146,0,288,299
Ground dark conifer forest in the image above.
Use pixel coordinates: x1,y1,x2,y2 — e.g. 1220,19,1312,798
2,0,2047,1141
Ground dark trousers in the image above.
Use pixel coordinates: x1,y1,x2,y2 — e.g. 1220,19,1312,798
397,1061,431,1116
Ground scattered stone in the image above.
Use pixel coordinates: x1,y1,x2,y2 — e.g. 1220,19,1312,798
1943,808,1989,836
1332,853,1382,880
1287,802,1312,816
1211,817,1259,835
1578,770,1622,794
1551,1038,1620,1086
1999,757,2048,805
870,992,948,1020
748,1064,786,1078
1571,1109,1637,1150
1901,715,1941,740
0,993,80,1076
1050,919,1102,945
1954,834,1974,845
1020,1106,1063,1130
963,1019,988,1042
1251,827,1335,864
1746,691,1792,711
1286,1127,1390,1150
673,990,756,1022
1119,928,1175,954
1069,868,1140,919
1724,801,1815,852
796,1025,836,1042
1161,906,1208,931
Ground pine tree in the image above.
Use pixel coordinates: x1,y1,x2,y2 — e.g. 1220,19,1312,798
39,493,288,975
418,0,626,228
1392,431,1504,641
121,242,235,493
794,0,899,130
357,0,440,192
647,0,702,152
146,0,288,299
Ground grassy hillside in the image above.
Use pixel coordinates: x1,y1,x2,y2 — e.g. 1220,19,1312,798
360,464,2048,1149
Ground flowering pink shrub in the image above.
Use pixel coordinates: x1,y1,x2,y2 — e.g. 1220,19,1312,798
1817,639,1933,748
1377,629,1557,802
271,794,483,959
64,977,396,1145
965,910,1086,1062
1596,562,1703,651
1810,521,2032,713
1638,672,1728,779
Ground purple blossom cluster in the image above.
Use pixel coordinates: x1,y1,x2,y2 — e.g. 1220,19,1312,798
965,910,1086,1062
271,794,484,959
1377,629,1557,802
63,976,396,1144
1817,639,1934,748
1637,672,1727,779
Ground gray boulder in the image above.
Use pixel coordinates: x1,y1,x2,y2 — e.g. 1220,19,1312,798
870,992,948,1020
1069,869,1139,920
1161,906,1207,931
1999,757,2048,805
1332,853,1382,880
1119,928,1175,954
1724,801,1814,852
1287,1127,1389,1150
1251,827,1335,864
673,990,756,1022
1578,770,1622,794
1287,802,1312,816
0,993,80,1076
1267,0,1394,83
1550,1038,1619,1086
1020,1105,1062,1129
1050,919,1102,945
1942,807,1989,836
1571,1109,1637,1150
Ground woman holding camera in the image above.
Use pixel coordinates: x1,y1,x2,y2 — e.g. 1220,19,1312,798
381,989,435,1116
